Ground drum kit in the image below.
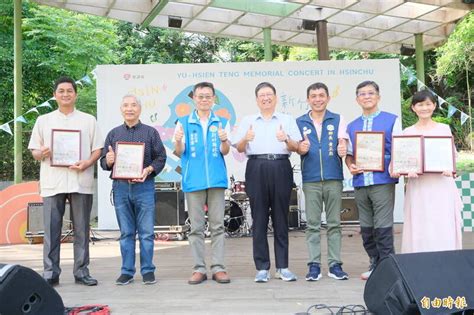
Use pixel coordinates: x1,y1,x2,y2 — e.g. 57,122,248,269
224,176,251,237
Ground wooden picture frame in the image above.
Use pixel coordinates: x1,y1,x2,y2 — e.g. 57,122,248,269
391,135,423,175
355,131,385,172
423,136,455,173
50,129,81,167
112,142,145,179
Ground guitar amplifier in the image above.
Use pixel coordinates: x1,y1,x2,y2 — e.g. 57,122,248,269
341,191,359,223
155,189,186,226
27,202,72,235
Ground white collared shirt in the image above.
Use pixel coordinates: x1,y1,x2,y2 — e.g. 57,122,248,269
230,111,302,155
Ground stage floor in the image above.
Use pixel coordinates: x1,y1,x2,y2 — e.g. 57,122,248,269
1,224,473,315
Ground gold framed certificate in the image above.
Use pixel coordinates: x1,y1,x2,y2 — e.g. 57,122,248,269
423,136,455,173
391,135,423,175
355,131,385,172
112,142,145,179
50,129,81,167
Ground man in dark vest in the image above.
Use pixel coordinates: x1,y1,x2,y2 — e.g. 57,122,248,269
296,82,349,281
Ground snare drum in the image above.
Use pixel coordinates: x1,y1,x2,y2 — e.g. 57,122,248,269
231,181,247,201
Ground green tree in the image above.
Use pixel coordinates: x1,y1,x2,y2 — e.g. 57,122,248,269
116,22,221,64
0,1,118,181
435,12,473,150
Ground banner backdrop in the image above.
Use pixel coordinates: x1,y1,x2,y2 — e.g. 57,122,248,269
97,59,403,229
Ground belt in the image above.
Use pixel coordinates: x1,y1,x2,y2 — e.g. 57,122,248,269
247,154,289,160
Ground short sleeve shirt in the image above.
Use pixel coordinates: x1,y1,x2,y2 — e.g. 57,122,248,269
28,109,103,197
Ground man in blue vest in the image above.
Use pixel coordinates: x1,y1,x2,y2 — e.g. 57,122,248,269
173,82,231,285
296,82,349,281
345,81,401,280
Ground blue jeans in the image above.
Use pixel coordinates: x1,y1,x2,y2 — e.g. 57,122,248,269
113,179,155,276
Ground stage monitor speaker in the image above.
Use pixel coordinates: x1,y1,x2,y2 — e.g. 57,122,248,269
27,202,71,235
341,198,359,222
288,205,300,228
155,190,186,226
0,264,64,315
290,188,298,206
364,250,474,315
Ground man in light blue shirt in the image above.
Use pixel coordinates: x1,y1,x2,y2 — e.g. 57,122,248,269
232,82,302,283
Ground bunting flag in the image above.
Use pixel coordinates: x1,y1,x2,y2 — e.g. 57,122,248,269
447,104,458,118
460,112,470,125
417,80,426,91
407,73,417,85
37,101,52,108
90,69,97,80
0,74,95,135
80,75,93,85
400,63,467,122
15,116,27,123
437,96,446,108
0,123,12,135
25,107,39,114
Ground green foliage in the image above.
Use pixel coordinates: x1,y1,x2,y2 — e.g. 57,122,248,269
116,23,220,64
436,12,473,84
0,1,118,181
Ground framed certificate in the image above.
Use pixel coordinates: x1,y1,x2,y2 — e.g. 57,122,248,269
391,135,423,175
112,142,145,179
355,131,385,172
51,129,81,167
423,136,455,173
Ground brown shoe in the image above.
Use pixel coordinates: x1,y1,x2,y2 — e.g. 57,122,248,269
188,272,207,285
212,271,230,284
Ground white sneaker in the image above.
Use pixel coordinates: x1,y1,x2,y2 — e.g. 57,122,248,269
254,270,270,283
275,268,297,281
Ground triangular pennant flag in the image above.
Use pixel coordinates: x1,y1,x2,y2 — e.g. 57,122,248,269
26,107,39,114
460,112,470,125
437,96,446,108
15,116,27,123
37,101,52,108
75,80,83,87
49,97,56,101
417,80,426,91
400,64,408,74
0,122,12,135
80,75,93,85
447,104,458,118
90,68,97,80
407,73,417,85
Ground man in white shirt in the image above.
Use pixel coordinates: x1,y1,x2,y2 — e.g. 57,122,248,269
29,76,103,286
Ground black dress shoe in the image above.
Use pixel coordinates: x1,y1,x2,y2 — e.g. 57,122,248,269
45,277,59,286
74,275,98,286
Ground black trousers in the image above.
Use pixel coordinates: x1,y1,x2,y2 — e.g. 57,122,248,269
245,158,293,270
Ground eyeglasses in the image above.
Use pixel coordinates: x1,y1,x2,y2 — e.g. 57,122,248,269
196,95,213,100
357,91,378,97
257,93,275,99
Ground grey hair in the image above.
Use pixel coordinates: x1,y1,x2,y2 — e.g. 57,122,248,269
121,94,142,107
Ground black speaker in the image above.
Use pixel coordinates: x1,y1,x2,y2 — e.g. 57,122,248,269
301,19,317,31
168,16,182,28
155,190,186,226
364,250,474,315
288,205,300,228
400,44,416,56
0,264,64,315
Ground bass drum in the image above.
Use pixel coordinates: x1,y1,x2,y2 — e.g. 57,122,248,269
224,201,243,233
